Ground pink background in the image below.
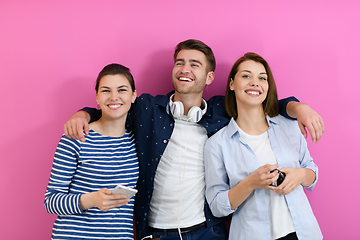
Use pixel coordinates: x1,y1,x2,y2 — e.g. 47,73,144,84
1,1,359,239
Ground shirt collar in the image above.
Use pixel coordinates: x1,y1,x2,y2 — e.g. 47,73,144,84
156,91,174,109
266,114,280,125
225,115,280,139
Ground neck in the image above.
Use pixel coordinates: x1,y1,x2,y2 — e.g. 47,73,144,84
173,92,203,115
89,117,126,137
235,104,268,135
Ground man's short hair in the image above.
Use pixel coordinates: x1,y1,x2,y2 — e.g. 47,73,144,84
174,39,216,72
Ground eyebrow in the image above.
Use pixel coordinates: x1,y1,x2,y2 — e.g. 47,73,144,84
241,70,267,75
99,85,129,89
175,58,203,65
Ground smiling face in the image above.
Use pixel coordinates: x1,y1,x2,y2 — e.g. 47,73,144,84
230,60,269,109
172,49,214,98
96,74,137,121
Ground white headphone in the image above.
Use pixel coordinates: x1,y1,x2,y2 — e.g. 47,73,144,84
169,94,207,123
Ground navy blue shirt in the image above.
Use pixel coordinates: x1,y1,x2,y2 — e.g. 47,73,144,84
84,91,297,240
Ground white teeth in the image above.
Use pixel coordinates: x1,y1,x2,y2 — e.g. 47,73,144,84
246,91,260,95
179,77,192,82
109,104,121,109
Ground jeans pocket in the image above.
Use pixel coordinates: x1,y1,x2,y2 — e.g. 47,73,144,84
210,224,228,238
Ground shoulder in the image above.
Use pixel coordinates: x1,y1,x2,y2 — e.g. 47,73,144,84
272,115,299,128
136,92,169,103
125,130,135,141
204,95,229,121
206,124,229,146
55,134,83,155
207,95,225,106
59,134,82,146
269,115,301,137
134,92,171,109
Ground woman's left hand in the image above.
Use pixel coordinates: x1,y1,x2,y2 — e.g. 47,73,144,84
271,168,305,195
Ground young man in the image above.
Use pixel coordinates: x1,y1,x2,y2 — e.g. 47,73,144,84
64,39,324,240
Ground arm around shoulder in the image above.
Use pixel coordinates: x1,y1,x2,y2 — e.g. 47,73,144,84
64,109,97,142
285,100,325,144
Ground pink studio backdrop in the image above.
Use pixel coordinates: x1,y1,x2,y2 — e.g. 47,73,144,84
1,1,359,239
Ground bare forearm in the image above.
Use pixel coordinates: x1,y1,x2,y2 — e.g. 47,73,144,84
300,168,316,187
80,192,96,211
228,178,254,210
78,110,91,123
286,101,299,119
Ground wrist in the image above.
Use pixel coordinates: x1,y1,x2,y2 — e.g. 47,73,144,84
79,110,91,123
300,168,316,187
286,101,301,119
80,192,95,211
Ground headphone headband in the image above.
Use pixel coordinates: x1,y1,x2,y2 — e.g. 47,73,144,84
169,94,207,122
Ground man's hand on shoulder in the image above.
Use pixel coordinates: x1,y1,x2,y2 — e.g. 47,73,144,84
287,102,325,143
64,110,90,142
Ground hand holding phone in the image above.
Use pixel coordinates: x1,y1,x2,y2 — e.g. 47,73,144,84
112,184,138,198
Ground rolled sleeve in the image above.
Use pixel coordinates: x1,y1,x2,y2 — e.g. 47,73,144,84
204,138,235,217
299,132,319,191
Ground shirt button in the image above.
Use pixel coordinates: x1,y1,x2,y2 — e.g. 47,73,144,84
163,140,167,143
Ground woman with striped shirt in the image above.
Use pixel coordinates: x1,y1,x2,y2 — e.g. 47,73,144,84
44,63,139,239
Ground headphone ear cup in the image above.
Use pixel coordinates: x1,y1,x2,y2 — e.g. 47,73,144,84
170,101,184,119
187,106,203,123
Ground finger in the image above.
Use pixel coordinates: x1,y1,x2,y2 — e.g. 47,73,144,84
306,122,317,143
69,122,76,139
320,118,325,132
270,164,279,172
278,167,289,174
277,175,290,190
104,188,113,195
267,185,278,191
315,123,322,143
280,182,294,195
316,120,325,142
269,172,279,183
107,199,131,208
264,171,279,188
262,164,278,173
84,122,89,136
298,121,307,139
64,123,69,138
76,122,86,142
111,194,129,200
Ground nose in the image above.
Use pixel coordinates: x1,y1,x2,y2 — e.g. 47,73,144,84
249,78,259,87
110,91,119,100
180,63,191,74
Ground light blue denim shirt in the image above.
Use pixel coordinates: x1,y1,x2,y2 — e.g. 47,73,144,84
204,116,322,240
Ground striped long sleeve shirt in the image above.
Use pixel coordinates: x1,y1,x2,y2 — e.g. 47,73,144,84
44,129,139,240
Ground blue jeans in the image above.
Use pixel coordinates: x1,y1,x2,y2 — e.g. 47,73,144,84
148,223,227,240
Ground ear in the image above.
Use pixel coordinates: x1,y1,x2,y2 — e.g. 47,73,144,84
131,90,137,103
205,71,215,86
96,92,99,105
229,78,234,91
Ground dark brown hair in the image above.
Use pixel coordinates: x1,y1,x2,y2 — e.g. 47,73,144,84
225,52,279,118
174,39,216,72
95,63,135,93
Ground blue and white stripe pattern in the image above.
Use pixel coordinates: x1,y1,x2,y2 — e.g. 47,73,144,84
44,129,139,239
